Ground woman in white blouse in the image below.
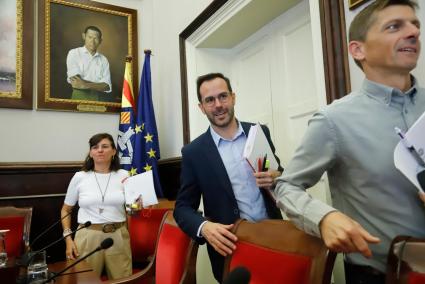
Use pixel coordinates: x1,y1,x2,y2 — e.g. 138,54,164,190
61,133,131,279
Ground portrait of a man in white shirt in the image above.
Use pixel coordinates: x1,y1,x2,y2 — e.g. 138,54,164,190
66,26,112,102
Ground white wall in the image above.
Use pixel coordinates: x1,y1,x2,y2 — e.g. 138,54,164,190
0,0,212,162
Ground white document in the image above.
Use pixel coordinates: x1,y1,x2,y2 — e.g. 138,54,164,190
394,143,424,192
123,171,158,207
394,110,425,193
243,123,278,172
405,110,425,157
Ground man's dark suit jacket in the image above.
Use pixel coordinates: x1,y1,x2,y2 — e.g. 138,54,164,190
174,121,283,282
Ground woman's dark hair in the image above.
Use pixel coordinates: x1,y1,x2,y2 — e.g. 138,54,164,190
82,133,120,172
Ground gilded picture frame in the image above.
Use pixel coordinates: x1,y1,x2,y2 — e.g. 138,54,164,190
0,0,34,109
37,0,138,113
349,0,372,10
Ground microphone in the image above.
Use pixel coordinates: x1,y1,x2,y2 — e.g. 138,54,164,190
29,209,73,249
42,238,114,284
223,266,251,284
19,221,91,266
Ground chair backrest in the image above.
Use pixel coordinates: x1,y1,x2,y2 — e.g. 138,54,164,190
0,206,32,257
155,211,198,284
386,235,425,284
128,208,170,264
223,219,336,284
105,210,197,284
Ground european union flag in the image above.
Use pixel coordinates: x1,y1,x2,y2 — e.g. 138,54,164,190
130,51,163,197
118,58,136,171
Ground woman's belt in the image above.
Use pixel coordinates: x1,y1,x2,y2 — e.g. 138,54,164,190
81,222,126,233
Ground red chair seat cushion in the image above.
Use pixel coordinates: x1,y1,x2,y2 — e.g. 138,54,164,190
230,241,312,284
0,216,25,257
155,223,191,284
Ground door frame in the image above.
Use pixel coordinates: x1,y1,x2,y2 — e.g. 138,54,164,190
179,0,350,144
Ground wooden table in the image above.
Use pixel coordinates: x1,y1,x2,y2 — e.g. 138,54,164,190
48,260,102,284
0,257,101,284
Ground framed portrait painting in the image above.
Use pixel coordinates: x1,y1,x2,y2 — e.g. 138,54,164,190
0,0,34,109
37,0,138,113
349,0,372,10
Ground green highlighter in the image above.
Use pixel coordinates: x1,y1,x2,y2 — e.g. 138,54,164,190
262,159,270,171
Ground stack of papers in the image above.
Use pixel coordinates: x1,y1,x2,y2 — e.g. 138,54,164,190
394,111,425,192
243,123,278,172
123,171,159,207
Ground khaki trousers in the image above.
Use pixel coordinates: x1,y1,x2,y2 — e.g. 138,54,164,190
74,225,132,280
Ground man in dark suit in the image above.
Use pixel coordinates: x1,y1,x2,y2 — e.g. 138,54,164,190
174,73,283,282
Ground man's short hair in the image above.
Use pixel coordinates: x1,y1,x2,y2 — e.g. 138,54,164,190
196,73,233,102
84,26,102,39
349,0,418,69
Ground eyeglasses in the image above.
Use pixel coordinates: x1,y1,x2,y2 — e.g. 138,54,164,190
202,92,231,107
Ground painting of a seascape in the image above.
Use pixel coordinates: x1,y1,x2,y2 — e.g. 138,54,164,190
0,73,16,92
0,0,17,94
0,0,33,109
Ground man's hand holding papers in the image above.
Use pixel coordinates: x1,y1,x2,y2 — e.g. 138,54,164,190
243,123,281,190
243,123,278,172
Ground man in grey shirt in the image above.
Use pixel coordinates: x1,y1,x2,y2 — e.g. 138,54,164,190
274,1,425,283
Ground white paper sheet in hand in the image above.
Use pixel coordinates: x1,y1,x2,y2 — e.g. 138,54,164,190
394,142,424,193
394,110,425,193
124,171,158,207
405,110,425,158
243,123,278,172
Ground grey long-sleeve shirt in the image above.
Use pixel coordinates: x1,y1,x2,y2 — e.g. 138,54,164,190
275,77,425,272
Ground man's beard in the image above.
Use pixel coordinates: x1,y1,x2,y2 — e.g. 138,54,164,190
207,106,235,129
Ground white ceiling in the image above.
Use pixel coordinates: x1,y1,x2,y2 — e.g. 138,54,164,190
198,0,302,48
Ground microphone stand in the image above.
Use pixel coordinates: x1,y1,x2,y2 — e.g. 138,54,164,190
42,238,113,284
19,222,91,267
59,268,93,276
29,210,73,249
42,247,101,284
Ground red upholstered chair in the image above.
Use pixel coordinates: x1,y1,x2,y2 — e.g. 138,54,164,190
0,206,32,258
106,210,198,284
386,236,425,284
101,200,174,281
154,211,197,284
128,207,170,269
223,219,336,284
